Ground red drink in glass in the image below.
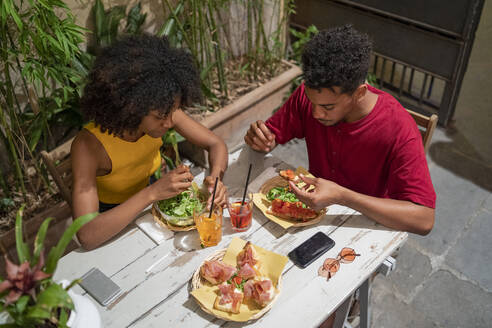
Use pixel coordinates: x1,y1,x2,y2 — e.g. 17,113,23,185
228,198,252,232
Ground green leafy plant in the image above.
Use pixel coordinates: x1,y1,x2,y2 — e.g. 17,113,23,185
0,206,97,327
0,198,15,212
158,0,293,110
288,24,319,91
290,25,319,64
162,128,184,170
153,128,185,180
88,0,147,55
0,0,87,199
366,72,378,87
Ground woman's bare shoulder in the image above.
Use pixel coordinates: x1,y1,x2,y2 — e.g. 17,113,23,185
71,128,109,166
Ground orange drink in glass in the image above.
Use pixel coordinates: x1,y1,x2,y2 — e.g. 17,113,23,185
194,205,223,247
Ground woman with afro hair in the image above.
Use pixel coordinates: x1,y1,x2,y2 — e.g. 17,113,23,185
245,25,435,236
71,34,228,250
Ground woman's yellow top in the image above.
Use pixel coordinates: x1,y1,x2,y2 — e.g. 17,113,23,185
85,122,162,204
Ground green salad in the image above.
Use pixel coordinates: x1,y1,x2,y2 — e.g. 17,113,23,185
157,189,205,226
266,187,307,208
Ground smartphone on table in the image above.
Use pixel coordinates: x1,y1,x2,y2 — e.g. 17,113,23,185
79,268,122,306
288,232,335,269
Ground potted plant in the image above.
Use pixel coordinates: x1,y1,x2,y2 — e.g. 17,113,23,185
0,206,100,327
154,0,302,165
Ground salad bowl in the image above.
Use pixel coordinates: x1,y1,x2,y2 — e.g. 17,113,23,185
153,185,207,231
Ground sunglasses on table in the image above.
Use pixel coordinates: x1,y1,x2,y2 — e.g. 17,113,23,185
318,247,360,281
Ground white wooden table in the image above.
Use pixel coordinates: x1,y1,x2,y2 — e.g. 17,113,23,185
54,147,407,328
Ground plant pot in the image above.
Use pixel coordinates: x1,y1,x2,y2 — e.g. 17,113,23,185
180,61,302,167
60,280,102,328
0,281,101,327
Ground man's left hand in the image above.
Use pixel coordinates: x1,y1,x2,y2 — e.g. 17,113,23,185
204,176,227,208
288,174,345,211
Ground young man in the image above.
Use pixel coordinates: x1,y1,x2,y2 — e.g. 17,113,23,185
245,25,435,235
72,35,228,250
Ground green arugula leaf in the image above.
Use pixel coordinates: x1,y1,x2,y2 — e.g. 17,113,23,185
266,187,307,208
157,189,204,218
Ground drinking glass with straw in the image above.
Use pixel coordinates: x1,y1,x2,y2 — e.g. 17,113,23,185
228,164,253,232
194,177,223,247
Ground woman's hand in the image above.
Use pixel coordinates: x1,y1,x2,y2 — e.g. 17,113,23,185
204,176,227,208
150,164,194,201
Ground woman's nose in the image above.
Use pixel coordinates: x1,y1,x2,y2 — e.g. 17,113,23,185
161,117,173,128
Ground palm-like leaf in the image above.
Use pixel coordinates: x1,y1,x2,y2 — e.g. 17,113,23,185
32,217,53,266
45,212,97,274
15,205,30,264
125,3,146,35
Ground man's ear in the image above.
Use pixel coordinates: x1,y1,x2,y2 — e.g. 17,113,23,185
353,84,368,103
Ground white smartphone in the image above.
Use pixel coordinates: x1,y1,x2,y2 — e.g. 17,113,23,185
79,268,122,306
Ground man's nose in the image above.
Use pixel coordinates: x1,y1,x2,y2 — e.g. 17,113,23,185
312,105,325,120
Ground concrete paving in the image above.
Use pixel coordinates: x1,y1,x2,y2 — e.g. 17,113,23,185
270,2,492,326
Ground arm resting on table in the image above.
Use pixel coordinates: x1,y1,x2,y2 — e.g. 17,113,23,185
339,188,435,235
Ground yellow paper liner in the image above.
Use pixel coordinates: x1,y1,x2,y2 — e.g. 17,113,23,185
190,237,288,322
253,166,326,229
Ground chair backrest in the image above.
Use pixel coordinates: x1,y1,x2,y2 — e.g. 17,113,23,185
406,109,438,153
40,137,74,205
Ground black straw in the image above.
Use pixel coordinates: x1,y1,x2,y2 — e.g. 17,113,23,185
241,164,253,207
208,177,219,218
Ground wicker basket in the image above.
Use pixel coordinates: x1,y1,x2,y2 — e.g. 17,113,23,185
190,249,282,321
258,176,326,227
152,203,196,232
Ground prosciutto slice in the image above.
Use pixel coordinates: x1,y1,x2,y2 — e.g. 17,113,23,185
218,283,243,308
243,279,274,307
237,242,258,268
238,263,256,279
200,260,236,285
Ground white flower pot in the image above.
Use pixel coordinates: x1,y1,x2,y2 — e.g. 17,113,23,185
60,280,102,328
0,281,102,327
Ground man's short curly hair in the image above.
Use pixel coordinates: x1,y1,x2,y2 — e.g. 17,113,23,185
81,34,201,135
301,25,372,94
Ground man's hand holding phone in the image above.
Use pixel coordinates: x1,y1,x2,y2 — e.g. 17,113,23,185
244,120,277,152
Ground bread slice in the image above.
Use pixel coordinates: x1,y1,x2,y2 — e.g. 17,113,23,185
267,201,318,221
237,241,261,272
257,280,276,307
266,207,294,220
213,290,244,314
243,277,276,308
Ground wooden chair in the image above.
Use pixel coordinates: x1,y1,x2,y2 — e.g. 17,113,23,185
406,109,438,153
40,137,74,206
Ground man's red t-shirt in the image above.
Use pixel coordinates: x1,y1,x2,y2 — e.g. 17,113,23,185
265,83,436,208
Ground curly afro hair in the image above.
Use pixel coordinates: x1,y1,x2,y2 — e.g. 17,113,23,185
301,25,372,94
81,34,201,136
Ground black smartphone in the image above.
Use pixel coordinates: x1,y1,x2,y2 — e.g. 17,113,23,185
288,232,335,269
79,268,122,306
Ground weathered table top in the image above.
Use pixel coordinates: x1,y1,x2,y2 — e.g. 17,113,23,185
54,147,407,328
